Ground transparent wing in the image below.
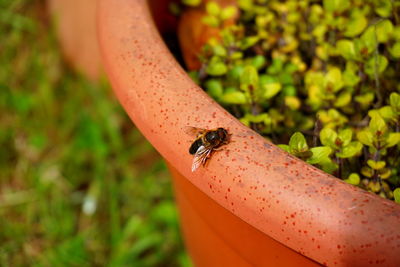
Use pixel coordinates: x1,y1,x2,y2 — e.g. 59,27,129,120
184,126,207,137
191,145,213,172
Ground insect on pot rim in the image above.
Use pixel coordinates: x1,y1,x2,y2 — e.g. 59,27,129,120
97,0,400,265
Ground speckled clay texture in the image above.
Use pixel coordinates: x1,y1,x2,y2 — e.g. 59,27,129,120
98,0,400,265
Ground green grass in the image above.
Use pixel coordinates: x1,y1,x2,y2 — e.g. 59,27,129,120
0,1,189,266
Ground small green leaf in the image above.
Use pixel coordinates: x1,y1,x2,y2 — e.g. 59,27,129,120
202,15,220,27
312,24,327,40
355,92,375,108
230,51,243,60
285,96,301,110
182,0,201,6
205,79,223,98
394,188,400,203
317,109,348,128
284,63,298,74
338,129,352,147
338,140,361,157
325,67,343,91
319,158,338,174
282,85,297,97
224,87,237,94
393,26,400,40
238,0,253,10
279,72,294,85
336,141,362,158
374,0,392,18
336,39,357,60
345,173,360,185
385,133,400,148
343,62,360,86
239,117,250,127
361,166,374,177
390,92,400,109
240,66,259,92
220,6,237,20
221,91,247,104
243,113,271,124
367,160,386,170
289,132,308,153
323,0,350,12
251,55,266,70
213,45,227,57
376,20,393,43
369,110,380,121
267,58,283,74
206,61,227,76
320,128,338,147
206,2,221,16
262,82,282,99
240,36,259,50
378,106,395,120
369,113,387,134
369,181,381,192
357,130,374,146
360,27,377,54
344,12,367,37
278,144,290,152
380,168,391,179
228,65,244,81
389,42,400,58
307,146,332,164
365,55,388,77
334,91,352,108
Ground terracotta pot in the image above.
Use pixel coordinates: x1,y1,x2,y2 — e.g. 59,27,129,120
48,0,103,81
53,0,400,265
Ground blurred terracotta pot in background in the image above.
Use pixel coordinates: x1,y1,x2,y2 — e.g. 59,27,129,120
48,0,102,81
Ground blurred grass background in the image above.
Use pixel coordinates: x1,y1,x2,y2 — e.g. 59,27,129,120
0,0,189,266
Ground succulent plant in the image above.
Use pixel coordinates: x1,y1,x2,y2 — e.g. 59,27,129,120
177,0,400,203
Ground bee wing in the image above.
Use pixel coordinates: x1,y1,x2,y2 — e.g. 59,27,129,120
191,145,213,172
184,126,207,137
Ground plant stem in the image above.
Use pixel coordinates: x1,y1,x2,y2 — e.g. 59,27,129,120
334,155,342,179
313,118,322,147
392,0,399,24
373,21,383,108
198,63,208,81
338,156,344,179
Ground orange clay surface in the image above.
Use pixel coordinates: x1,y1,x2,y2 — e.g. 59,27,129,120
97,0,400,266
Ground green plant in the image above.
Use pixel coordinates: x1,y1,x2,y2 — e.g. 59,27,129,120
0,1,188,265
179,0,400,203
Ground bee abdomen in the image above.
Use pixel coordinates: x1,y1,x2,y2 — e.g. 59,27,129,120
189,139,203,155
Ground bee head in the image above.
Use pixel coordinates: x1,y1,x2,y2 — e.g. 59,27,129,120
205,128,229,144
217,128,228,140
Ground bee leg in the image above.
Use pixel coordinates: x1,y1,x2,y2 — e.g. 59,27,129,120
202,150,213,166
224,138,234,144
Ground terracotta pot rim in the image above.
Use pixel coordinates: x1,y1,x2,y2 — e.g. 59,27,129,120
97,0,400,265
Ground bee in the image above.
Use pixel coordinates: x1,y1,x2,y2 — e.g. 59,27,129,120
186,127,230,172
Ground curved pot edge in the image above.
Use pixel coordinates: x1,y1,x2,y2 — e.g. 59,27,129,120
97,0,400,265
